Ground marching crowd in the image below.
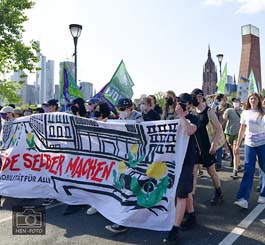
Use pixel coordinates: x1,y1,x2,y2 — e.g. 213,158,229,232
0,89,265,244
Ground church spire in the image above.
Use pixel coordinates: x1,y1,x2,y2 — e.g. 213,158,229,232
208,44,211,58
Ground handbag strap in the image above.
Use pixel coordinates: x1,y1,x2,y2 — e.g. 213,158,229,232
235,110,241,118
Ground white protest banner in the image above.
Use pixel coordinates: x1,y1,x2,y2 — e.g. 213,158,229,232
0,113,189,231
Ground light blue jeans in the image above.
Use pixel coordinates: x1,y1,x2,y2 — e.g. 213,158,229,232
237,144,265,201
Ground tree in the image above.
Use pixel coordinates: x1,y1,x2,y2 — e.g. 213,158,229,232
154,91,164,107
0,0,39,103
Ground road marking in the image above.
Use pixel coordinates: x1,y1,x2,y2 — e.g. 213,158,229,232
219,204,265,245
0,216,12,223
238,204,265,228
218,227,245,245
0,202,63,224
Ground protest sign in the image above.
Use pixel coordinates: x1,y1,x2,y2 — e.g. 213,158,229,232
0,113,188,231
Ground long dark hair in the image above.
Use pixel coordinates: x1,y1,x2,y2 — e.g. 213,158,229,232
72,97,87,117
246,92,264,118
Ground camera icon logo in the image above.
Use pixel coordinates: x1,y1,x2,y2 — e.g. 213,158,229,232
16,208,42,228
12,206,46,235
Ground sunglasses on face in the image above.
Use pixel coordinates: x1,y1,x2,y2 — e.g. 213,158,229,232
179,100,189,104
118,107,126,111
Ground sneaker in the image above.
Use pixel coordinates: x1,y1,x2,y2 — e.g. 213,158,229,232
230,170,238,179
210,193,224,205
163,226,179,243
210,193,224,206
234,198,248,209
180,213,196,231
237,165,243,172
86,207,98,215
258,196,265,204
105,224,128,234
42,198,55,206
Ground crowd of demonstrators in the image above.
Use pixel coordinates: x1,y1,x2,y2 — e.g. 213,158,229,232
234,93,265,209
1,90,265,241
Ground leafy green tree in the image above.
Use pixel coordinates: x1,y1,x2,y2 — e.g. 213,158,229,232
154,91,164,107
0,0,39,103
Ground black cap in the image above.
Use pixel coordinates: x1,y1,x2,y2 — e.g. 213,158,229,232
191,88,204,97
43,99,58,106
86,97,100,105
232,97,240,102
178,93,193,103
116,98,132,108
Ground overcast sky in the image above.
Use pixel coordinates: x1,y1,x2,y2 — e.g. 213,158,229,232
23,0,265,98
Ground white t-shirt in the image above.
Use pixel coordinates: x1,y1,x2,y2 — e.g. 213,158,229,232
240,109,265,147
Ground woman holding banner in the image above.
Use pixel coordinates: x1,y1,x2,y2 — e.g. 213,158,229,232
163,93,199,243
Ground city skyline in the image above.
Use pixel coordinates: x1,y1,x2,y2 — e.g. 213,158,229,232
23,0,265,98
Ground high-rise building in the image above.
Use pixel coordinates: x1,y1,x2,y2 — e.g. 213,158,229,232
10,71,37,104
46,60,55,100
35,53,46,104
202,47,218,96
35,42,55,103
20,84,36,105
10,71,28,83
238,24,262,91
54,84,60,101
80,81,93,99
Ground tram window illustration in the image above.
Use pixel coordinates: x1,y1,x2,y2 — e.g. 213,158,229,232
49,125,55,137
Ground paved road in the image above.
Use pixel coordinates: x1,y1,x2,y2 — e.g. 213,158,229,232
0,157,264,245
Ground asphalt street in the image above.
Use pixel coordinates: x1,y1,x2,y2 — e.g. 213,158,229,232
0,155,264,245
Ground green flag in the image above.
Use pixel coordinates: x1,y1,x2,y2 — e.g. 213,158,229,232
60,62,83,104
248,68,259,94
103,60,134,105
217,63,227,94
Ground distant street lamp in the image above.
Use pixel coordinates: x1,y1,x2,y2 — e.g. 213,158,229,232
216,54,224,78
69,24,82,84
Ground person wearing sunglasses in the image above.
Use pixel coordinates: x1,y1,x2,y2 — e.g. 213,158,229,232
0,106,15,122
105,98,143,234
116,98,143,122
